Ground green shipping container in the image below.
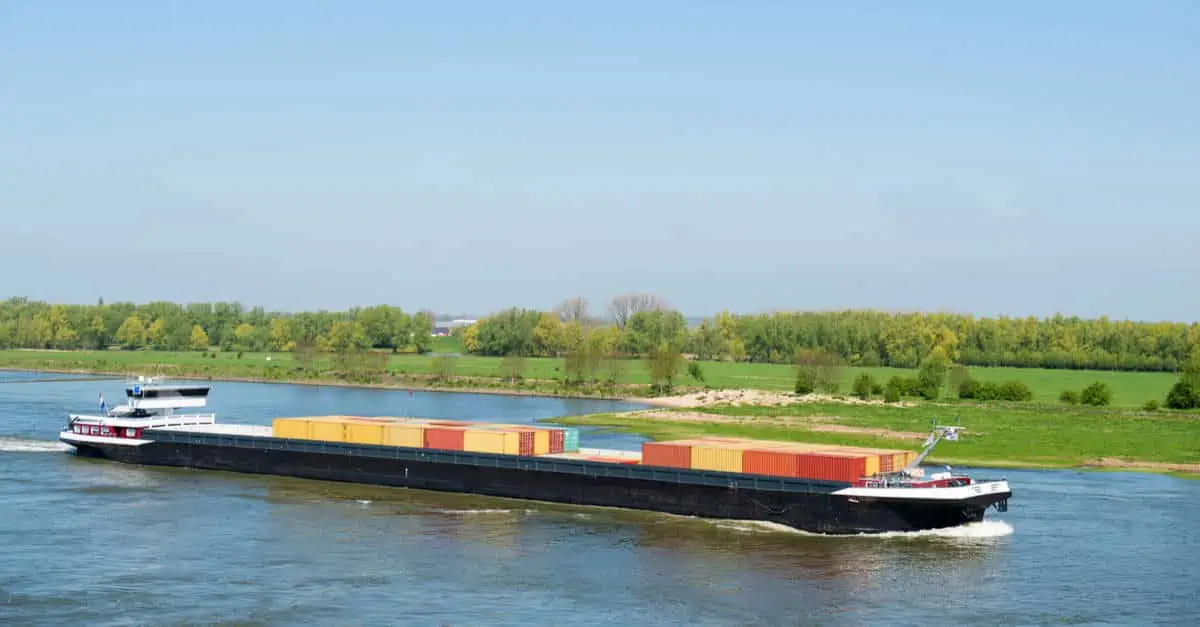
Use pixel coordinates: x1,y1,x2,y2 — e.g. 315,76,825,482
563,428,580,452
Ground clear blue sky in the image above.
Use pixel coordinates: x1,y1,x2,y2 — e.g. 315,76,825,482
2,1,1197,321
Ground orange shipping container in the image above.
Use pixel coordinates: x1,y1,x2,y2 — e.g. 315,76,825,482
642,442,692,469
532,429,550,455
743,449,803,478
424,427,465,450
794,452,874,483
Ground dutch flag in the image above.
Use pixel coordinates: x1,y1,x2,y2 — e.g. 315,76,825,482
99,393,108,416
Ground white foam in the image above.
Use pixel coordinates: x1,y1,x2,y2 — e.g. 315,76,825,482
0,437,70,453
709,518,1015,540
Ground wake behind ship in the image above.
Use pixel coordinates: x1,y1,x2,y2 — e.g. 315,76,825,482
59,378,1011,535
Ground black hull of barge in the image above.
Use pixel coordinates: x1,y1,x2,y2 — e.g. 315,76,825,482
68,438,1002,535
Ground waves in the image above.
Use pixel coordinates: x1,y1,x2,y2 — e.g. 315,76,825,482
0,436,70,453
710,518,1015,540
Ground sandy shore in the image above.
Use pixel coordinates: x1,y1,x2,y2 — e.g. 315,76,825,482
639,388,917,409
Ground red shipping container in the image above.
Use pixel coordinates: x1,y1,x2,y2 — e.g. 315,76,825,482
642,442,692,469
424,427,465,451
549,429,565,454
517,430,535,456
795,452,869,483
742,449,802,478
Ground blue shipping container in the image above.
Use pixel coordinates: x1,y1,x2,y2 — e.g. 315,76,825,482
563,428,580,453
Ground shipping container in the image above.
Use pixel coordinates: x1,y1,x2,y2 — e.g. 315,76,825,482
792,451,871,483
690,444,743,473
383,423,425,448
307,418,348,442
343,421,385,446
549,429,565,454
742,449,803,478
272,418,309,439
563,428,580,452
641,442,693,469
463,429,521,455
424,427,466,451
517,430,535,456
532,429,551,455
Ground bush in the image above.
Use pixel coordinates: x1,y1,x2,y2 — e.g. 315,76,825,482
1165,379,1199,410
794,369,817,395
1059,389,1080,405
852,373,876,400
687,362,705,384
1142,400,1159,412
887,376,922,398
996,380,1033,402
959,378,1032,402
236,351,244,359
1080,382,1112,407
958,378,980,399
870,382,885,395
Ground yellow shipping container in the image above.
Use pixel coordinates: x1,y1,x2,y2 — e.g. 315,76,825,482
463,429,521,455
307,419,347,442
690,445,744,473
532,429,550,455
344,421,385,445
383,423,425,448
273,418,309,439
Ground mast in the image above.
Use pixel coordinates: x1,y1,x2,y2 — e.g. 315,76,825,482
903,418,961,472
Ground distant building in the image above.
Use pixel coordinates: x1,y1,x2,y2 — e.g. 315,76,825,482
431,319,477,337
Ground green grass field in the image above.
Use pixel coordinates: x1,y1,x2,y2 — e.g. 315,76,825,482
553,401,1200,471
0,347,1181,408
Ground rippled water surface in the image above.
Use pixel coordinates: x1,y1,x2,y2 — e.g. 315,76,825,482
0,372,1196,626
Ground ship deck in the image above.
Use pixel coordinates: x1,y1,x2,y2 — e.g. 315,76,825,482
142,427,851,495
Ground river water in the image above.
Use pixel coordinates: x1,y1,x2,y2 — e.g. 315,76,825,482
0,372,1196,626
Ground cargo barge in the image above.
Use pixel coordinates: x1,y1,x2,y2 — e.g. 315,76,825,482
59,378,1011,535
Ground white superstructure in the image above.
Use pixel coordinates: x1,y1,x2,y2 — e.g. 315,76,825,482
59,376,217,448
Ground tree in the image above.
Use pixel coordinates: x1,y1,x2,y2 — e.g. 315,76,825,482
608,293,666,330
948,365,971,398
916,347,951,400
644,342,684,393
532,313,564,357
115,315,147,349
1165,379,1198,410
269,318,294,352
793,348,844,395
189,325,209,351
555,297,589,324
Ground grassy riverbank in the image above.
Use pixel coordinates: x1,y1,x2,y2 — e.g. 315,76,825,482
4,348,1196,476
0,348,1183,408
550,401,1200,476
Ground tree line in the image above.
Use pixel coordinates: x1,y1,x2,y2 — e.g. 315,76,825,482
463,294,1200,373
3,293,1199,376
0,298,434,354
